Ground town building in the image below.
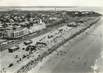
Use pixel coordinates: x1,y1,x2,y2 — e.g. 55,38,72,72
1,19,46,39
2,26,29,39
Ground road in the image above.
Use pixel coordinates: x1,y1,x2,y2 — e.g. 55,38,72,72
0,23,64,51
0,17,97,51
29,17,103,73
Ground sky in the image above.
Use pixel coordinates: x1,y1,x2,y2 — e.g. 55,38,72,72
0,0,103,14
0,0,103,6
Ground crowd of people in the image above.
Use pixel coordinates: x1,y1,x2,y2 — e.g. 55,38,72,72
15,25,71,73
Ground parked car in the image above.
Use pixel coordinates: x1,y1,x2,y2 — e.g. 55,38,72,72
26,45,36,52
24,40,32,45
8,63,13,67
48,35,54,39
8,46,19,53
1,42,8,46
35,41,47,46
67,22,78,27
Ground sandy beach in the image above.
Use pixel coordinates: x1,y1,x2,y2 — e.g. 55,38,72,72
28,17,103,73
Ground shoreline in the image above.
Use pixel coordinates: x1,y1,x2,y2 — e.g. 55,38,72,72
28,17,102,73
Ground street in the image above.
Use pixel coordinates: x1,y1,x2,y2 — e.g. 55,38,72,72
0,23,64,51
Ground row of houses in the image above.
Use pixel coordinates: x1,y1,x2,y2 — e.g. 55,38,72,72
0,21,46,39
